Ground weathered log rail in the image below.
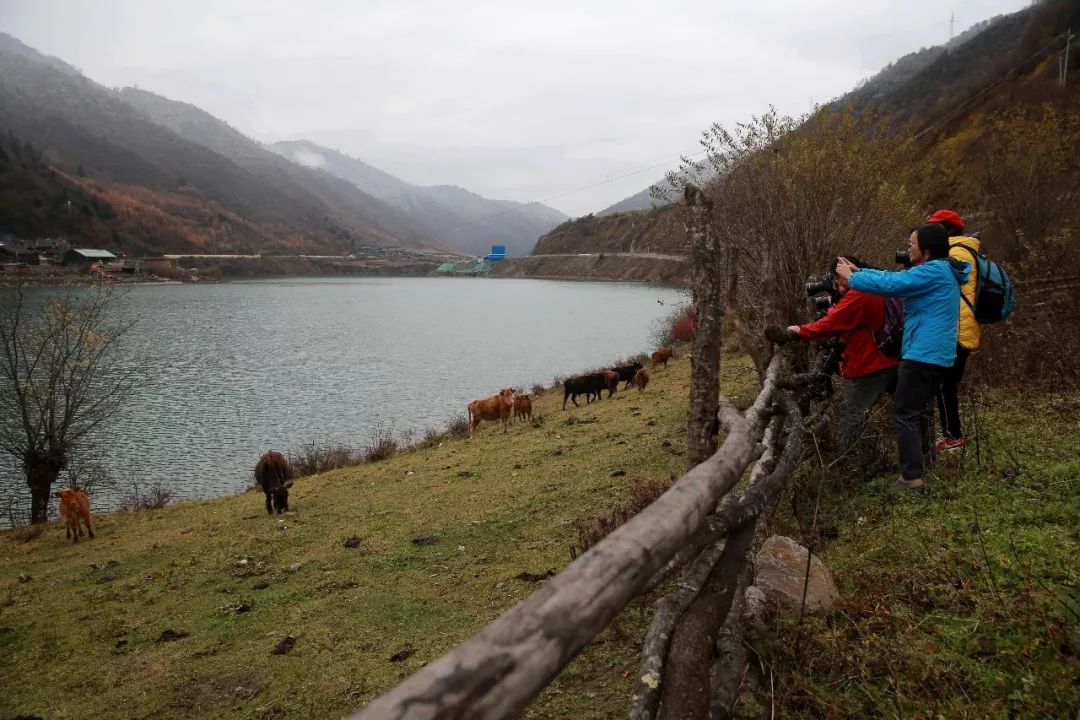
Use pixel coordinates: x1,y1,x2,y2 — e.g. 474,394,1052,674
350,185,813,720
351,355,803,720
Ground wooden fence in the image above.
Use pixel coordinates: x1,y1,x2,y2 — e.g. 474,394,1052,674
350,185,814,720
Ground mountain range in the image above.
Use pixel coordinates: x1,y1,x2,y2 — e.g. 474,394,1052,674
0,32,565,257
271,140,566,258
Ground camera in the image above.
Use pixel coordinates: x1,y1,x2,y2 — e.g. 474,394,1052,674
895,250,912,267
813,295,833,313
805,274,835,296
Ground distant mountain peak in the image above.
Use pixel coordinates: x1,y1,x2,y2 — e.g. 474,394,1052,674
269,139,567,257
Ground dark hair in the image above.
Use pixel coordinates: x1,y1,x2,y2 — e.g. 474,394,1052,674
827,256,872,275
939,221,964,237
915,223,950,260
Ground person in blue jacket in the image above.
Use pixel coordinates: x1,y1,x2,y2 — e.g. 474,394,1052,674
836,223,969,491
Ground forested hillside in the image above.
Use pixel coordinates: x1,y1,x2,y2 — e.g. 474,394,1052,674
547,0,1079,272
0,33,433,255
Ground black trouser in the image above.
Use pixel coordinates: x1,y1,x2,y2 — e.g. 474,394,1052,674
937,345,971,440
893,360,946,480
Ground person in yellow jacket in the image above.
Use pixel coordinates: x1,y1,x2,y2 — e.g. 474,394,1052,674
928,209,979,451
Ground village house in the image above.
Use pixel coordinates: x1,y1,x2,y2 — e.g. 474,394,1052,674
63,248,117,267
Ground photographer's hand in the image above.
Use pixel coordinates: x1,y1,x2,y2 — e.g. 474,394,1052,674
786,325,800,336
835,257,858,282
765,325,797,344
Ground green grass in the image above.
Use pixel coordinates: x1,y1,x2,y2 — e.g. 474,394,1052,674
2,357,1076,719
756,392,1080,719
0,355,757,720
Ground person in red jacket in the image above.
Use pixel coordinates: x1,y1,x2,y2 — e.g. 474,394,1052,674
778,257,900,457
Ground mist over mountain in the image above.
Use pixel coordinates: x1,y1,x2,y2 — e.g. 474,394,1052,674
0,31,565,257
272,140,567,257
116,87,435,249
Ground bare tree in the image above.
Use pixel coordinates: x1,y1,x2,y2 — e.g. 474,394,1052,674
0,283,136,524
664,106,923,372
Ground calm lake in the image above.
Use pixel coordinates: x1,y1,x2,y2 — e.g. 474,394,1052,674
0,277,684,518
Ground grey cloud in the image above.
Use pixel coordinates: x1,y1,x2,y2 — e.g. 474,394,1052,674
0,0,1031,215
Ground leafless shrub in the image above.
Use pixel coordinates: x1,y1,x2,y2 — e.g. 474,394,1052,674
663,107,922,373
364,424,398,463
574,476,675,554
63,456,117,497
288,441,364,478
118,481,174,512
445,414,470,440
8,523,42,543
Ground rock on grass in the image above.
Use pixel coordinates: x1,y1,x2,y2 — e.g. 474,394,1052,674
271,635,296,655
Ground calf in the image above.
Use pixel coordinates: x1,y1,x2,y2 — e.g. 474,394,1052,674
633,368,650,393
55,488,94,543
562,373,607,409
468,388,515,438
602,369,620,398
651,347,676,368
255,450,292,515
513,393,533,424
611,362,644,390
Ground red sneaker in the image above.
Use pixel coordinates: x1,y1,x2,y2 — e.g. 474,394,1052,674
935,436,966,452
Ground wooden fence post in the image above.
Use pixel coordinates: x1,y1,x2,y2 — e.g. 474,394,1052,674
686,184,722,467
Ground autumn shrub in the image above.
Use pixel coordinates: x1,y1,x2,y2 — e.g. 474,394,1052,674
117,481,174,512
664,107,924,372
574,475,676,554
288,441,364,477
364,425,398,463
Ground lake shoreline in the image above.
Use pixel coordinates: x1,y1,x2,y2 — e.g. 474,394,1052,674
0,277,686,524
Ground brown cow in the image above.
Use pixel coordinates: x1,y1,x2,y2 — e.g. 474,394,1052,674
255,450,292,515
602,369,619,398
651,347,676,368
468,388,515,438
633,368,650,393
55,488,94,543
513,393,533,424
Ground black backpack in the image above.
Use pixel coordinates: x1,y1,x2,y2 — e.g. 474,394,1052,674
874,297,905,359
956,244,1017,324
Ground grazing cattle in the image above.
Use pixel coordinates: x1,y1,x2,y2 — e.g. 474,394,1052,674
255,450,292,515
633,368,650,393
55,488,94,543
562,373,607,409
468,388,515,438
611,362,644,389
602,370,620,398
651,347,676,368
513,393,533,424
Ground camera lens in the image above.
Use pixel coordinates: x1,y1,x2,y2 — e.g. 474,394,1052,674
805,276,834,296
895,250,911,266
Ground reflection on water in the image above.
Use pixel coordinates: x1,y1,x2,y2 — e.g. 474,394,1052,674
0,277,684,515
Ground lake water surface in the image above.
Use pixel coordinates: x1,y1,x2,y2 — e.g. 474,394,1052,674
1,277,684,516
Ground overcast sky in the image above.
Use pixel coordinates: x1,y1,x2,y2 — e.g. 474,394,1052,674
0,0,1031,216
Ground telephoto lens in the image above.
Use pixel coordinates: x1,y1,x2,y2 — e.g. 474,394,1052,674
895,250,912,266
805,275,834,296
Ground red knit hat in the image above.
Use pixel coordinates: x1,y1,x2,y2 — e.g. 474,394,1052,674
928,209,965,232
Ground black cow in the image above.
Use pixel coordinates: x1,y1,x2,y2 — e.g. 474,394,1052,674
255,450,293,514
611,362,644,390
563,373,607,409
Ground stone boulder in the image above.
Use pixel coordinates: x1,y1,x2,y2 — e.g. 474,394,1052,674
753,535,838,615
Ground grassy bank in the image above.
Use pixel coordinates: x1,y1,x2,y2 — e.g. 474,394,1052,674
1,355,1077,719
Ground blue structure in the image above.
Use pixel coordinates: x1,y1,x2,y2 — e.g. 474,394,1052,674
483,244,507,262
